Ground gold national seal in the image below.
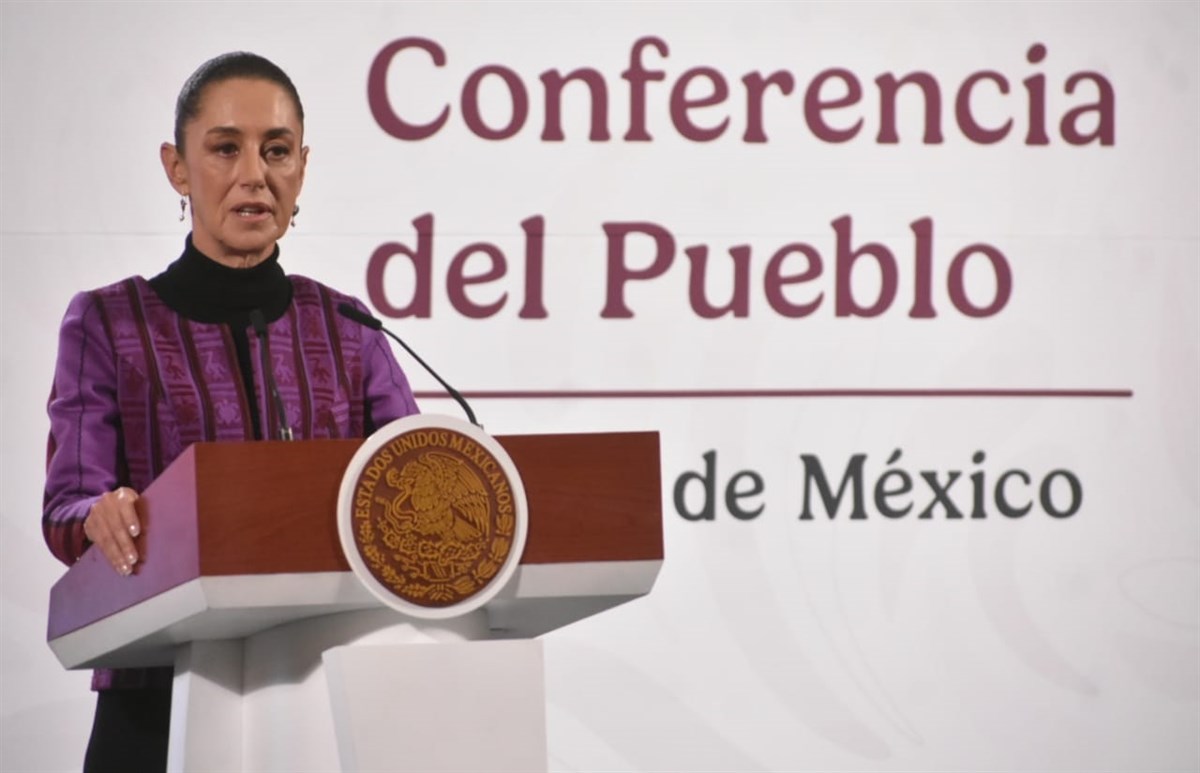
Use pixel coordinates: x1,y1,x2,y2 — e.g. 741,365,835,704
349,428,517,608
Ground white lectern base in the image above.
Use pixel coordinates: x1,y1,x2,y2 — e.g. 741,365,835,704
325,640,547,772
167,609,547,773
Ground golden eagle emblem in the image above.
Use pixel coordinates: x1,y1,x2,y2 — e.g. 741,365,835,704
353,437,515,607
384,452,488,553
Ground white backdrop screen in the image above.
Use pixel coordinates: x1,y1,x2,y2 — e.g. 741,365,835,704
1,3,1196,771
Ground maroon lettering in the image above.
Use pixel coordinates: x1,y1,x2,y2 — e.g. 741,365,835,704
833,215,898,317
366,38,1114,147
686,245,751,318
448,243,507,318
763,244,823,317
540,68,611,141
742,71,795,143
804,69,863,143
909,218,936,319
670,67,730,141
602,222,676,318
876,71,943,144
1024,43,1050,145
593,216,1010,320
366,214,435,318
462,65,528,140
367,38,450,141
947,244,1012,317
1061,72,1116,145
518,216,548,318
366,215,548,319
956,71,1013,143
622,36,669,141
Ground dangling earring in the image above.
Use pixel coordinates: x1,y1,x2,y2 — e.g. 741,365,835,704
291,205,300,228
178,197,187,222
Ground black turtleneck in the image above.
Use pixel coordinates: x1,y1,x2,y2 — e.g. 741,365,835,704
148,236,293,439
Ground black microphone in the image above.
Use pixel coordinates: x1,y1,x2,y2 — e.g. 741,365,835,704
248,309,294,441
336,302,479,428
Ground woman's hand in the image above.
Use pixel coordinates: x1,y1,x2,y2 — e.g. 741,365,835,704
83,487,142,576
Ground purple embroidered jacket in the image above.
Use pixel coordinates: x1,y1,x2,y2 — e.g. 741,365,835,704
43,273,419,688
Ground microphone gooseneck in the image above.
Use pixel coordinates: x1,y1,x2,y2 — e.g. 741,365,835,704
248,309,294,441
336,302,480,428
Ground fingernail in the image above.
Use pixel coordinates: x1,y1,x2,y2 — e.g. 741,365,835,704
120,564,131,576
126,553,137,564
129,524,139,536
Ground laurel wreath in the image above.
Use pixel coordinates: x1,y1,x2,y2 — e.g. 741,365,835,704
354,462,519,606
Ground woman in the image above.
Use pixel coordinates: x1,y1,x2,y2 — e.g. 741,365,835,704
42,52,419,771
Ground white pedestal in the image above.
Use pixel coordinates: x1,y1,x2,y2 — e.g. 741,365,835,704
166,609,545,772
168,639,244,772
324,640,546,772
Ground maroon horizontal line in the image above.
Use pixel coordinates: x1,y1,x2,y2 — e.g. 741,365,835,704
414,388,1134,400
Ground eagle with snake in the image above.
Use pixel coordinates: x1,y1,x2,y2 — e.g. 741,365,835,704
382,451,490,546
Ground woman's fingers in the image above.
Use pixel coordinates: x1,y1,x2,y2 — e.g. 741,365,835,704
113,487,141,537
84,487,143,576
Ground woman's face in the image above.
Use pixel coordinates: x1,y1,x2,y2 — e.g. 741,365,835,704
161,78,308,268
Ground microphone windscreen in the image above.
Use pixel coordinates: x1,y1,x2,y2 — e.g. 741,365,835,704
337,302,384,330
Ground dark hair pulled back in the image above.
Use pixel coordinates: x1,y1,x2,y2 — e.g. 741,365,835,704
173,52,305,153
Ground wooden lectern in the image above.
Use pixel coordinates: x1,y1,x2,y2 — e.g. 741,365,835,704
47,432,663,772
